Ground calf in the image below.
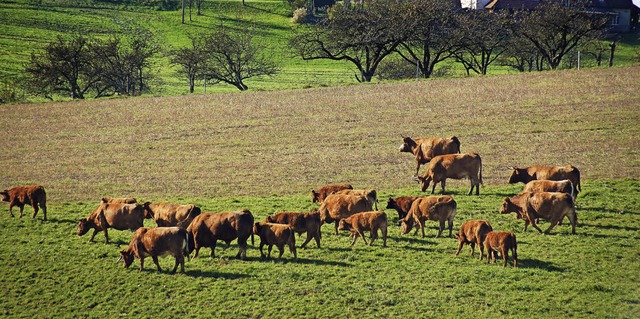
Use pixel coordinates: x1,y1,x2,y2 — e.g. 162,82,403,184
318,193,373,235
1,185,47,221
400,196,457,238
386,196,419,221
399,136,461,176
118,227,189,273
484,231,518,268
311,183,353,203
186,210,254,260
146,202,201,228
336,189,378,210
455,220,493,260
265,211,321,248
338,211,388,247
102,197,137,204
77,202,149,244
522,180,575,199
508,165,581,195
253,222,297,259
416,153,483,195
500,192,577,234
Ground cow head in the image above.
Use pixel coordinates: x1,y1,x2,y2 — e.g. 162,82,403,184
76,218,92,236
399,136,417,153
499,197,518,215
416,175,432,192
265,215,276,223
508,167,532,184
0,191,8,202
400,215,415,235
253,222,262,235
386,198,396,209
311,190,320,203
119,250,135,268
337,218,351,231
141,202,153,219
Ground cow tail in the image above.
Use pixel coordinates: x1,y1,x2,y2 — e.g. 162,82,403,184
570,181,575,199
451,136,461,153
575,168,582,193
478,154,484,185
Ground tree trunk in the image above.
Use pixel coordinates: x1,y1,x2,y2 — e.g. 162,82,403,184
608,41,616,67
181,0,185,24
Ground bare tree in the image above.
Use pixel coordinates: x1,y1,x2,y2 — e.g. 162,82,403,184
170,35,208,93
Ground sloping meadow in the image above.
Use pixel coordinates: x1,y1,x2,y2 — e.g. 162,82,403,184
0,67,639,317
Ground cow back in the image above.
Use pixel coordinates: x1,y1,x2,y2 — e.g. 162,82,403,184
97,203,145,230
3,185,46,205
526,192,575,220
319,193,373,223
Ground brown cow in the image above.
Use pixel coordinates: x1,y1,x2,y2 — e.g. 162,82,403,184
386,196,419,221
265,211,321,248
400,195,457,238
118,227,189,273
416,153,483,195
146,202,201,228
399,136,461,176
318,193,373,235
1,185,47,221
338,211,388,247
522,180,575,199
253,222,297,259
455,220,493,260
102,197,137,204
500,192,577,234
336,189,378,210
186,210,254,260
77,202,149,244
311,183,353,203
508,165,581,195
484,231,518,268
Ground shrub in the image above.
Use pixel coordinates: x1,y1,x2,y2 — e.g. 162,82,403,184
376,58,415,81
291,7,308,23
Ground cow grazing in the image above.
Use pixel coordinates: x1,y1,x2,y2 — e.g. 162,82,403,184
146,202,201,228
522,179,575,199
102,197,137,204
336,189,378,210
311,183,353,203
500,192,577,234
399,136,461,176
77,202,149,244
400,195,457,238
455,220,493,260
508,165,581,195
253,222,297,259
186,210,254,260
484,231,518,268
386,196,419,221
1,185,47,221
416,153,483,195
265,211,321,248
118,227,189,273
338,211,388,247
318,193,373,235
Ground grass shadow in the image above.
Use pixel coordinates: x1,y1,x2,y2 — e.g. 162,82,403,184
293,257,350,267
185,269,252,279
43,217,78,225
517,258,564,272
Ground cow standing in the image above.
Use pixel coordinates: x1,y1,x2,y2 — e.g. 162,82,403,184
455,220,493,260
336,189,378,210
186,210,254,260
400,196,457,238
253,222,297,259
1,185,47,221
522,180,575,199
119,227,190,273
102,197,137,204
416,153,483,195
146,202,201,228
265,211,321,248
386,196,419,221
311,183,353,203
500,192,577,234
484,231,518,268
77,202,149,244
508,165,581,196
338,211,388,247
318,193,373,235
399,136,461,176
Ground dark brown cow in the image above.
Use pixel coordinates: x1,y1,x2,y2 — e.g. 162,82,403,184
186,210,254,260
77,202,149,244
265,211,321,248
318,193,373,235
1,185,47,220
500,192,577,234
484,231,518,268
338,211,388,247
508,165,581,195
253,222,297,259
336,189,378,210
399,136,461,176
118,227,189,273
146,202,201,228
416,153,483,195
311,183,353,203
386,196,419,221
522,180,575,199
455,220,493,260
400,195,457,238
102,197,137,204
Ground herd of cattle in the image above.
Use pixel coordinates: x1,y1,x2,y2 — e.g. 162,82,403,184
1,135,582,272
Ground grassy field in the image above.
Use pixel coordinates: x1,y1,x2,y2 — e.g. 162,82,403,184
0,66,639,317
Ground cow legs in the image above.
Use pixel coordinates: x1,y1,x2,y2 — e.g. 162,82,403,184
151,256,162,272
440,180,446,194
236,238,247,260
18,204,24,218
350,232,360,246
259,242,266,258
435,220,445,238
276,244,285,259
501,247,508,267
210,242,217,258
172,255,184,273
89,229,99,242
193,246,201,258
455,241,465,256
300,232,314,249
381,226,387,247
447,219,454,238
334,222,339,235
139,257,145,271
431,183,437,195
543,220,560,235
267,244,273,258
31,201,39,219
289,242,297,259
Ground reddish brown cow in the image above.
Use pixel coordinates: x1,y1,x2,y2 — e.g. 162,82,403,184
186,210,254,260
400,195,457,238
522,180,575,199
336,189,378,210
253,222,297,259
386,196,419,221
311,183,353,203
77,202,149,244
508,165,581,195
318,193,373,235
399,136,461,176
1,185,47,221
416,153,483,195
119,227,190,273
102,197,137,204
265,211,321,248
338,211,388,247
146,202,201,228
455,220,493,260
500,192,577,234
484,231,518,268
